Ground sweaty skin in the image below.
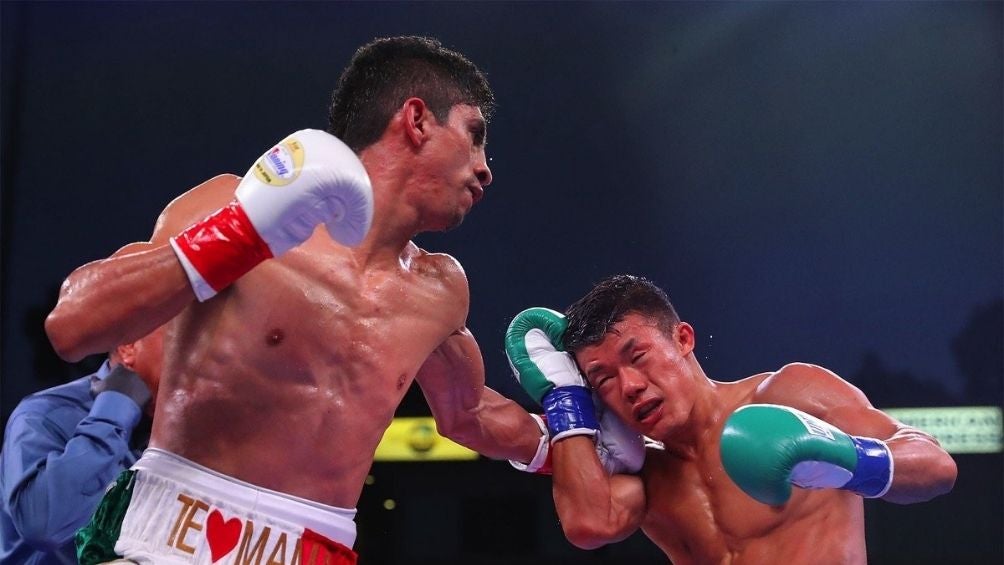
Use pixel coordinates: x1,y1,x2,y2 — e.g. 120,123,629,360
551,314,957,564
633,376,864,564
46,103,539,509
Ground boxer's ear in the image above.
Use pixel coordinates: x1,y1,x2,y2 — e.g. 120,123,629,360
115,342,138,369
402,97,432,147
675,322,696,356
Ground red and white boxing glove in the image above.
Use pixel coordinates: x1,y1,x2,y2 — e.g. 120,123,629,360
169,129,373,301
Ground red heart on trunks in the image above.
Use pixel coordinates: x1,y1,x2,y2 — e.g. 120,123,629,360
205,509,242,563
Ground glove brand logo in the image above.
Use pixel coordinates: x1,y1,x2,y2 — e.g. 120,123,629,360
788,407,836,440
253,139,304,187
267,147,292,178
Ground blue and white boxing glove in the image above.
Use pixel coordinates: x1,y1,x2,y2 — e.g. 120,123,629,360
505,307,644,475
720,404,894,506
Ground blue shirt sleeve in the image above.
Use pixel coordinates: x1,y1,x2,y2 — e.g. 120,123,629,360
1,387,142,550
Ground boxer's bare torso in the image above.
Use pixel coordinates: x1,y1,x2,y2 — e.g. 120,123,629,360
545,294,951,561
638,376,866,564
147,174,471,508
562,315,887,564
47,105,540,512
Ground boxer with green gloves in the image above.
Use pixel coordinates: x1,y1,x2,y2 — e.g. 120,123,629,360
525,274,956,561
720,404,893,506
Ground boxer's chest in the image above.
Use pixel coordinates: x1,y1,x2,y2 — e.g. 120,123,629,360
224,248,456,383
641,449,793,556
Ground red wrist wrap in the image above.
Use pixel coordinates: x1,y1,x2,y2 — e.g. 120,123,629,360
173,202,274,292
537,451,554,475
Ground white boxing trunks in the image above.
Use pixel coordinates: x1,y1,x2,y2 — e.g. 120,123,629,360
79,448,357,565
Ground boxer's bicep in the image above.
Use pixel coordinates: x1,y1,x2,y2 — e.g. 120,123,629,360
46,175,239,361
418,328,485,401
758,363,893,438
150,174,241,244
756,363,956,502
416,328,486,434
417,329,542,463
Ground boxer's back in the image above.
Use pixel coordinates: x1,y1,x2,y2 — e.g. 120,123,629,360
149,175,466,508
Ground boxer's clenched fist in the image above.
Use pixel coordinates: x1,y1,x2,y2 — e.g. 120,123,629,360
170,129,373,301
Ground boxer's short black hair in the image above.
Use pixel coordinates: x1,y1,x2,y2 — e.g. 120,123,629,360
328,36,495,152
564,275,681,352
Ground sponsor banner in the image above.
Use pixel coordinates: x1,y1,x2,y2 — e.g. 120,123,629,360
884,406,1002,454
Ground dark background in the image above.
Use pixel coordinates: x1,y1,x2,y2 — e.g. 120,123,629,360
1,1,1000,563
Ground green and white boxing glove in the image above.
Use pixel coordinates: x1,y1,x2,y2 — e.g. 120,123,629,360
505,307,599,442
505,307,645,475
720,404,893,506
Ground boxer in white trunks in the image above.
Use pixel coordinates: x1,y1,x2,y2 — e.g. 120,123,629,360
46,36,542,564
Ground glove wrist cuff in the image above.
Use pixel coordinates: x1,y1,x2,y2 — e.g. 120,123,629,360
543,386,599,442
170,202,274,302
509,414,552,474
842,436,894,498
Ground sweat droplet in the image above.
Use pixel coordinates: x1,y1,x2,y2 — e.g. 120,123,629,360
266,329,285,346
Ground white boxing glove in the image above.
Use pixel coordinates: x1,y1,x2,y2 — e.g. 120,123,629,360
509,399,647,475
170,129,373,301
236,129,373,254
594,391,646,474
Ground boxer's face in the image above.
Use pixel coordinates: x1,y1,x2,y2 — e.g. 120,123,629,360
575,313,697,440
413,104,493,230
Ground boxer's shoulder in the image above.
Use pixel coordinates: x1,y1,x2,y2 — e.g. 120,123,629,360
751,363,868,416
400,248,469,327
408,247,468,288
754,363,835,397
165,174,240,210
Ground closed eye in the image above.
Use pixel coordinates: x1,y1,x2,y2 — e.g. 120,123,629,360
592,374,612,388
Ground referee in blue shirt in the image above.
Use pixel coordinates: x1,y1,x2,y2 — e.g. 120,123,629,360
1,328,163,564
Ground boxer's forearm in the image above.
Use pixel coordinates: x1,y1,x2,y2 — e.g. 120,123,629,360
883,429,957,504
829,404,957,503
46,244,193,361
433,386,541,463
551,437,645,549
419,327,541,462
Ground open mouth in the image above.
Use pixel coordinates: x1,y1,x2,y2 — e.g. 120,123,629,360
633,398,662,423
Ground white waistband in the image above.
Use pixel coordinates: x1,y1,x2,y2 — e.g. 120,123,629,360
134,448,356,546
